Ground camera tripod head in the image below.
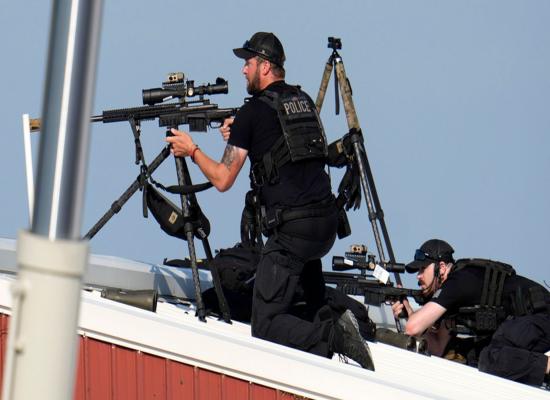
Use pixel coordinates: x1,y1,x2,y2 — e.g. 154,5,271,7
327,37,342,51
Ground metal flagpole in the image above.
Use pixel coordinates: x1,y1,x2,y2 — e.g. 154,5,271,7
1,1,103,399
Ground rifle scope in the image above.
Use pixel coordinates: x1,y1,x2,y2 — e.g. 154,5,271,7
142,77,229,106
332,256,405,274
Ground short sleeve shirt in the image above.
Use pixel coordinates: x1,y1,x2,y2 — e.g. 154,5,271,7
431,268,484,314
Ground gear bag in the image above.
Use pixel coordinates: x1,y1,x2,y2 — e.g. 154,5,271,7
201,243,260,321
210,243,260,294
144,182,210,241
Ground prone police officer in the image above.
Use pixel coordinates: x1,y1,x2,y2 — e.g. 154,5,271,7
392,239,550,387
166,32,374,370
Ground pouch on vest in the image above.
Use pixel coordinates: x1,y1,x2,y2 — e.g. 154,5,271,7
510,285,550,316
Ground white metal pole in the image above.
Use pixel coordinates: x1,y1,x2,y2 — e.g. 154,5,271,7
2,1,103,399
22,114,35,225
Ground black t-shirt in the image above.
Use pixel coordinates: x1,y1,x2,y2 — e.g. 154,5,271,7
431,265,550,316
229,80,331,209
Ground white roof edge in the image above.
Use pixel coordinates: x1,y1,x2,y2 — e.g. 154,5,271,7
0,237,212,299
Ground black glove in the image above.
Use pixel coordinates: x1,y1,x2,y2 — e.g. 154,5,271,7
338,164,361,211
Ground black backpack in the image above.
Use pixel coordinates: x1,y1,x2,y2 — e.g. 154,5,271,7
210,243,261,294
202,243,261,322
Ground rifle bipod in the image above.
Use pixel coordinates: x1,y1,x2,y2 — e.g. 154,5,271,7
316,37,403,330
82,121,231,324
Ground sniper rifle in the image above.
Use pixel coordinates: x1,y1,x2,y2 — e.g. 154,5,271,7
91,74,238,132
323,271,425,307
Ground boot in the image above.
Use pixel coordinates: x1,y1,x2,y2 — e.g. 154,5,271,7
330,310,375,371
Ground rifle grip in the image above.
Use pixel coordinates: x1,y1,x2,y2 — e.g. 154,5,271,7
397,295,409,319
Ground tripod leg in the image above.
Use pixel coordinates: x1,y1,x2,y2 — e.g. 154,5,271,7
362,153,399,269
174,156,232,323
176,161,231,322
174,156,207,321
334,61,387,261
83,145,171,240
201,238,232,323
351,141,388,263
334,60,360,130
334,56,404,287
317,48,403,332
315,57,334,113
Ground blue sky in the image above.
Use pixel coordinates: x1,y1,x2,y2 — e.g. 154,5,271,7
1,1,549,288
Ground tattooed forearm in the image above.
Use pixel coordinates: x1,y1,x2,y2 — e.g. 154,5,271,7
221,144,236,170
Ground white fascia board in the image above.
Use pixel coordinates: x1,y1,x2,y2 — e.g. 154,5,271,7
76,290,549,400
78,291,436,400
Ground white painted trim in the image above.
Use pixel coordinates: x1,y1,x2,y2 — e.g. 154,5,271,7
22,114,34,225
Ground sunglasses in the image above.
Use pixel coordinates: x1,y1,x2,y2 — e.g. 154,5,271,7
414,249,436,262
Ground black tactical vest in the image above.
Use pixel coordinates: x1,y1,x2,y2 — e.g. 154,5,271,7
251,86,328,186
453,258,515,333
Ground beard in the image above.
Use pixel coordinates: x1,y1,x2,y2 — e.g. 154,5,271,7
418,277,439,299
246,68,262,95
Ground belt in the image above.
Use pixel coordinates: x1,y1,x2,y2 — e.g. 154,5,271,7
261,196,336,230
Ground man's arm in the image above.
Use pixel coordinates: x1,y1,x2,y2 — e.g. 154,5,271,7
166,128,247,192
404,301,447,336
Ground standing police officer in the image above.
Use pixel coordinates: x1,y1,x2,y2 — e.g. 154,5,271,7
166,32,374,370
392,239,550,387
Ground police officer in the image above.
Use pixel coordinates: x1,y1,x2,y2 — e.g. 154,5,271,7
166,32,374,370
392,239,550,387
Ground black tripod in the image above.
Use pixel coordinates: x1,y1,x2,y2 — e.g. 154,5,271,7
316,37,402,288
83,119,231,323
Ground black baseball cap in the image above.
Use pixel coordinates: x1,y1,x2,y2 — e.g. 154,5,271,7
233,32,286,67
405,239,455,273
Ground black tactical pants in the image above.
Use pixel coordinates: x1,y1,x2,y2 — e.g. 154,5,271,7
251,209,338,357
478,313,550,386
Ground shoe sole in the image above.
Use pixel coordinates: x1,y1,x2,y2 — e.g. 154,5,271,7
339,310,375,371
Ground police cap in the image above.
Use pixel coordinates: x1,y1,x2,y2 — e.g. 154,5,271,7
233,32,286,67
405,239,455,273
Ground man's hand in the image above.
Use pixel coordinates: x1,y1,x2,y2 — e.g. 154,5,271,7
165,128,196,157
219,117,234,142
163,125,248,192
391,298,413,319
